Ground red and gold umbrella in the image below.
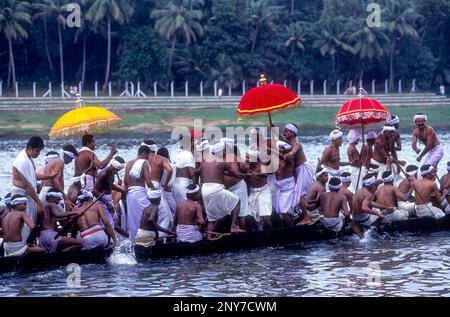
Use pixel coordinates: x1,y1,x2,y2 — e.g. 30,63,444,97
237,75,301,126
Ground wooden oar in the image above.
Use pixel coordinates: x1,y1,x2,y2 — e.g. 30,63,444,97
205,231,232,241
54,192,105,239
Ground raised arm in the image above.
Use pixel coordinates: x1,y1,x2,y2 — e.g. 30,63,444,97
94,145,118,169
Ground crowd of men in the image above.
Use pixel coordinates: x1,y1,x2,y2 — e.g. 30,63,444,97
1,112,450,257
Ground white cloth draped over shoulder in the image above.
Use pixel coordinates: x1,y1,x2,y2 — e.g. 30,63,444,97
129,159,149,180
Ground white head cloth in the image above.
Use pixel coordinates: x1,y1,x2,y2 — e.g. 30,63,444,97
77,190,93,202
363,176,376,187
220,137,234,148
46,191,64,201
60,149,76,161
141,142,158,153
387,115,400,125
347,129,360,144
315,168,327,179
185,185,200,194
406,165,419,176
45,153,59,163
366,132,377,140
368,164,381,174
420,165,434,176
10,196,28,207
285,123,298,136
414,114,427,123
196,139,210,152
382,172,395,183
340,174,352,183
276,140,292,150
147,189,162,199
382,125,396,132
210,142,225,155
330,129,343,141
110,158,125,170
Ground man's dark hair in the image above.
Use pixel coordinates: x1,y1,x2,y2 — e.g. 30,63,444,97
114,156,125,164
138,145,151,155
82,134,94,146
186,184,199,199
157,147,170,161
142,139,155,145
341,172,351,178
406,165,418,173
329,177,341,189
26,136,44,150
420,164,432,173
45,150,58,156
381,171,393,179
10,194,26,201
363,174,374,181
62,144,79,156
5,193,11,199
369,164,379,170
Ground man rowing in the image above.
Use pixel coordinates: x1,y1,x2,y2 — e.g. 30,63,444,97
2,194,46,256
412,113,444,167
92,156,128,237
39,188,83,253
174,184,205,243
317,129,349,177
340,172,354,206
38,144,78,209
75,191,116,250
200,143,245,237
372,171,413,222
297,167,329,225
124,144,155,240
352,175,386,227
347,129,363,192
398,165,419,217
75,134,118,191
282,123,314,215
413,165,447,219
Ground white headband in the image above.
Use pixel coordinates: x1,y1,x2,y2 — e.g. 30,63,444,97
315,168,327,178
382,125,396,132
387,116,400,125
277,140,292,150
185,185,200,194
77,190,93,202
382,173,395,183
363,176,376,187
340,175,352,183
10,197,28,206
46,191,64,201
406,165,419,176
421,165,434,176
414,114,427,123
368,165,381,174
4,197,11,205
285,123,298,136
348,129,360,144
110,158,125,170
210,142,225,155
366,132,377,140
147,189,161,199
141,142,158,153
60,150,76,160
45,154,59,163
328,182,342,191
330,130,343,141
196,139,210,151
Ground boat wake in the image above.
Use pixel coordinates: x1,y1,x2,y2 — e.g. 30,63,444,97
108,238,137,265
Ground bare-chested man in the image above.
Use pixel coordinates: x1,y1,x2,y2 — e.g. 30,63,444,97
2,194,46,256
75,134,118,191
173,132,197,205
371,125,396,178
135,189,175,244
398,165,419,217
387,115,402,156
297,167,329,226
412,113,444,167
315,177,350,233
317,130,349,177
362,132,377,169
200,145,246,237
38,144,78,209
124,145,155,240
413,165,447,219
282,123,314,211
174,184,205,243
440,162,450,191
372,171,413,222
340,172,354,206
75,191,116,250
141,140,174,192
352,175,387,227
246,150,273,230
347,129,363,192
39,188,83,253
92,156,128,237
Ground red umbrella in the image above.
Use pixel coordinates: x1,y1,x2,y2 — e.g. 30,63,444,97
237,75,301,126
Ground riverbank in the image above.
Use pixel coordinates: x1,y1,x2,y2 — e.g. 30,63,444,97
0,105,449,137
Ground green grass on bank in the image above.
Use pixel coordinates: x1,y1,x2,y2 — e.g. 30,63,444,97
0,106,449,137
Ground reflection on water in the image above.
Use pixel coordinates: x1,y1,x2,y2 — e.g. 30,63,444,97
1,134,450,297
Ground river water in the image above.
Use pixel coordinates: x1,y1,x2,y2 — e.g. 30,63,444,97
1,133,450,297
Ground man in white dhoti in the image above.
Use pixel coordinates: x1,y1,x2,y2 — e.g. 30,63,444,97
372,171,413,222
12,136,53,241
282,123,314,212
372,125,397,180
297,167,329,225
347,129,364,192
173,136,197,205
412,113,444,168
147,189,174,239
124,145,155,240
175,184,205,243
317,130,349,177
413,165,447,219
158,147,178,218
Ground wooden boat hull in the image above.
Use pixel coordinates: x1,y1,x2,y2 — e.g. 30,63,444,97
374,215,450,234
0,247,114,274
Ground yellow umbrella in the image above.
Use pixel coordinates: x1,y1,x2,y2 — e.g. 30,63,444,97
49,96,121,139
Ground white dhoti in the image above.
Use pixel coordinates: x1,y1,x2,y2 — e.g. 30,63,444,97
441,199,450,215
319,214,345,232
248,185,272,222
398,201,416,217
371,159,387,179
308,208,321,222
80,225,108,250
176,224,203,243
201,183,239,222
3,241,28,257
81,174,95,192
39,186,52,204
39,229,61,253
293,163,314,206
350,166,364,192
323,165,341,177
135,229,156,247
161,164,177,218
415,203,445,219
12,186,37,242
353,213,379,227
382,209,409,223
424,144,444,167
173,177,193,205
228,180,250,218
98,194,117,228
157,202,173,239
274,176,296,215
266,174,277,210
126,186,150,240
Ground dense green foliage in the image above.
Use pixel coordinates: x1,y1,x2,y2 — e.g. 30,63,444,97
0,0,448,92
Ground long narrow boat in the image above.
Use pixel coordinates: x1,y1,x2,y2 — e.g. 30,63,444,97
134,215,450,261
0,247,113,274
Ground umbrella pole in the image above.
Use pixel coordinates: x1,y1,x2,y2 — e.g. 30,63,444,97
355,123,365,191
268,112,274,128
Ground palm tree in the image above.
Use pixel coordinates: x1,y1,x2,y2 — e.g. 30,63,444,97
284,22,308,53
174,45,208,81
86,0,133,89
382,0,423,90
31,0,55,76
151,0,204,75
0,0,31,88
246,0,282,54
207,53,241,90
